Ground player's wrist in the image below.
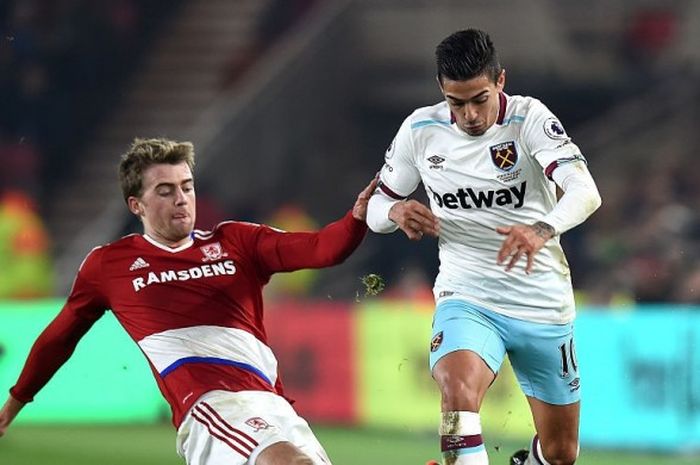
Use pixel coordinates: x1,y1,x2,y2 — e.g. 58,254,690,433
387,201,403,224
531,221,555,240
0,395,26,427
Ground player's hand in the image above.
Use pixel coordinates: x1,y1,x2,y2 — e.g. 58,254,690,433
0,395,25,438
388,200,440,241
352,177,379,221
496,221,555,273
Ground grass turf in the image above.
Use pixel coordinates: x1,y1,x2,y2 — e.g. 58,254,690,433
0,424,698,465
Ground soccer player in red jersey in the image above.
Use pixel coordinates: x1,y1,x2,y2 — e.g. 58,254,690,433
0,138,376,465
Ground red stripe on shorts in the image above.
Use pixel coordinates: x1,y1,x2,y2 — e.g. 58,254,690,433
199,402,258,446
193,406,256,453
191,410,252,458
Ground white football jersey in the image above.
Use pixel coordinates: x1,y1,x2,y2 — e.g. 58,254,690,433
378,93,586,324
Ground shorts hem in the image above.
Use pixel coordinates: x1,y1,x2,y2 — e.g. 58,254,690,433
430,347,501,376
521,389,581,406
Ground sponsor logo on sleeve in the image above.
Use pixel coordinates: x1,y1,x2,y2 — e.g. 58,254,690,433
544,117,567,139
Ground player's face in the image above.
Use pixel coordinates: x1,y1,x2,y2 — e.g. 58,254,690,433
439,70,505,136
128,162,196,247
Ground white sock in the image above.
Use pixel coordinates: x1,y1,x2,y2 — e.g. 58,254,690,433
439,411,488,464
524,435,550,465
524,435,579,465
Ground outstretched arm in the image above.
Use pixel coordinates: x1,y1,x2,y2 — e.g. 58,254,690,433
351,177,379,222
6,307,102,417
0,246,106,437
256,178,377,273
0,395,24,437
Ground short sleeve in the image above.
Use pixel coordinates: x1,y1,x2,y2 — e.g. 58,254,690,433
521,99,586,178
377,115,422,199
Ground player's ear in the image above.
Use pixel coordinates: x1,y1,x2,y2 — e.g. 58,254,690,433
436,75,445,93
127,196,143,217
497,69,506,90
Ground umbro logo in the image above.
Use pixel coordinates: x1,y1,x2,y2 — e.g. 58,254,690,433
129,257,150,271
427,155,446,171
569,377,581,392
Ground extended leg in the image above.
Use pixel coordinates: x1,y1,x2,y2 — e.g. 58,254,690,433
432,350,495,465
522,398,579,465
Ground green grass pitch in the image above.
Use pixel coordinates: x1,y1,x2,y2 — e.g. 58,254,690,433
0,424,697,464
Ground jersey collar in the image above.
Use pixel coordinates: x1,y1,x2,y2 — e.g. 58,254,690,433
496,92,507,125
142,233,194,253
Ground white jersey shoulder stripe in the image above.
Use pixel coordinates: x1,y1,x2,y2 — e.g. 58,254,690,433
411,119,451,130
501,115,525,125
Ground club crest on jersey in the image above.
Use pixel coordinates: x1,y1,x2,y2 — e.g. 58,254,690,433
430,331,443,352
245,417,270,432
200,242,228,262
489,141,518,172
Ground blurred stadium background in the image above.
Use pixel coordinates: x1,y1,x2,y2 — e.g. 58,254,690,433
1,0,700,464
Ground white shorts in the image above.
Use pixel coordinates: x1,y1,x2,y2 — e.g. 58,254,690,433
176,390,332,465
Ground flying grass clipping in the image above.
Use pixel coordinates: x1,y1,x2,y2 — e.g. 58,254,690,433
361,273,385,297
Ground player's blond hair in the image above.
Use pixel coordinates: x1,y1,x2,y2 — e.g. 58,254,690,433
119,137,196,202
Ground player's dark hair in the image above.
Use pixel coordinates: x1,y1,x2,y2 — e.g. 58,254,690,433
436,29,501,83
119,138,196,202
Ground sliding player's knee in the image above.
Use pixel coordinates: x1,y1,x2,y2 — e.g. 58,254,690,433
290,456,315,465
541,440,579,465
255,442,317,465
257,453,315,465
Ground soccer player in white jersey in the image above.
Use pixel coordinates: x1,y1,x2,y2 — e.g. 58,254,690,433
0,138,376,465
366,30,601,465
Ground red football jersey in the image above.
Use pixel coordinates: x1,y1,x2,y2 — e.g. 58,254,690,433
11,211,366,426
